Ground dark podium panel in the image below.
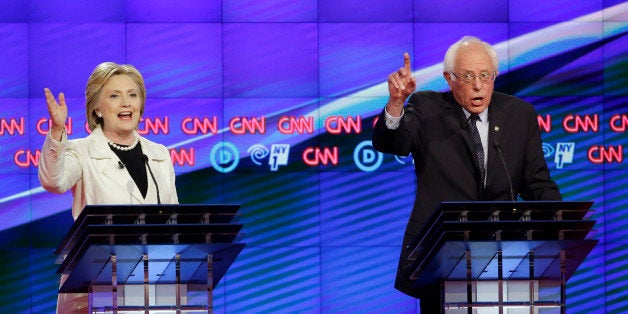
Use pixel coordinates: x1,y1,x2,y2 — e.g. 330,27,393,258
407,201,597,313
55,204,245,313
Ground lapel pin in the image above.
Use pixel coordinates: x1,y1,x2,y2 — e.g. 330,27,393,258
494,126,500,132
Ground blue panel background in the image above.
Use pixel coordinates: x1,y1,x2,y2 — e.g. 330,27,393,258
319,0,413,22
0,0,626,313
223,23,319,98
509,0,603,22
28,23,126,98
223,0,317,22
29,0,126,22
0,2,28,22
0,24,28,97
319,23,414,96
126,0,222,22
127,23,224,98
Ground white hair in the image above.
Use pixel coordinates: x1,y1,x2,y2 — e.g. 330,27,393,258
443,36,498,74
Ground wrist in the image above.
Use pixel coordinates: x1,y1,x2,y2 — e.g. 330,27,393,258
385,102,404,117
50,127,65,141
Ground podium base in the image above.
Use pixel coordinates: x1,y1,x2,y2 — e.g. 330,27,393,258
89,284,212,314
444,280,563,314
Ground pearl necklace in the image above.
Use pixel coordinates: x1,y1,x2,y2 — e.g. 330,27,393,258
106,132,140,151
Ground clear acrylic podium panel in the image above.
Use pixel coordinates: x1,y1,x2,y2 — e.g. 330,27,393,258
55,205,245,313
63,242,244,313
444,280,563,314
90,284,218,314
408,201,597,313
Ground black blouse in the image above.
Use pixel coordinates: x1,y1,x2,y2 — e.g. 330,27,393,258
109,143,148,198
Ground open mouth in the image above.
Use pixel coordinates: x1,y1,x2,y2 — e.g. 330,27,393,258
471,97,484,105
118,112,133,120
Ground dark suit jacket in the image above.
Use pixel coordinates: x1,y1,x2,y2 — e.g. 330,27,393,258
372,90,562,298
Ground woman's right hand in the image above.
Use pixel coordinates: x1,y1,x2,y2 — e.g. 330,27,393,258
44,88,68,140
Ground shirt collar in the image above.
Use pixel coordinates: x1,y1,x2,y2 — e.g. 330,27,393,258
462,108,488,122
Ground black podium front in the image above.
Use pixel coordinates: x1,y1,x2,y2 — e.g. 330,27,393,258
54,204,245,313
407,201,597,314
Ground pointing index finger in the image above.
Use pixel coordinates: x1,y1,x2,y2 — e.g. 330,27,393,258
403,52,411,73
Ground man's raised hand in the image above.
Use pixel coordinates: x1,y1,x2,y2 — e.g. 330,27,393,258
386,53,416,116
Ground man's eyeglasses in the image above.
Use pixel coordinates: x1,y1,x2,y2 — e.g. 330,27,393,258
451,71,496,84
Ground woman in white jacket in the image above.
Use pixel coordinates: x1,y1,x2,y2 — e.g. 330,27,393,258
38,62,179,313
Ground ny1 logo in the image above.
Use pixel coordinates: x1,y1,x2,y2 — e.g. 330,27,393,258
247,143,291,171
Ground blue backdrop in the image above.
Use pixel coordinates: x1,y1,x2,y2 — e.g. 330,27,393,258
0,0,627,312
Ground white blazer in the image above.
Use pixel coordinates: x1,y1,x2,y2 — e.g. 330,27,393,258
38,126,179,220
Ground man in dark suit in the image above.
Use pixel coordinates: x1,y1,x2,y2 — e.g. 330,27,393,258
372,36,562,312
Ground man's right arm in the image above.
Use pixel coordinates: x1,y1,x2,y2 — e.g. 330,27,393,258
372,53,416,155
386,52,416,116
384,106,404,130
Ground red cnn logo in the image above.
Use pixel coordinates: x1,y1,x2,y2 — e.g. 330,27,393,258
170,148,195,166
588,145,623,164
229,117,266,135
138,117,170,135
181,117,218,135
303,147,338,166
0,117,25,135
278,116,314,134
325,116,361,134
537,114,551,133
36,117,73,135
14,149,40,168
563,114,598,133
610,114,628,132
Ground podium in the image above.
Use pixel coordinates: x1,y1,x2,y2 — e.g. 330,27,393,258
54,204,245,313
407,201,597,314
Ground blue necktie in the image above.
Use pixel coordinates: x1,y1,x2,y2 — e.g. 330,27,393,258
468,114,485,185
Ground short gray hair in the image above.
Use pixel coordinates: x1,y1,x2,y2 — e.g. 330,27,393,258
443,36,498,74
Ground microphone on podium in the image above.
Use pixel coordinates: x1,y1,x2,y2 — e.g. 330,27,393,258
493,140,515,202
142,154,161,204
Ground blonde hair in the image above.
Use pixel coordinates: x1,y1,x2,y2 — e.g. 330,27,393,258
85,62,146,131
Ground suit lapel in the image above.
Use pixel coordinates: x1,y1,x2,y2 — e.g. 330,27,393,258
444,94,483,175
139,139,167,204
444,92,489,193
487,98,504,186
88,127,146,203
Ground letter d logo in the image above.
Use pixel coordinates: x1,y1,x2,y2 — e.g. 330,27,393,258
353,140,383,172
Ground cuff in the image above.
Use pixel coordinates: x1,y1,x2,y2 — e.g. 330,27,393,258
384,107,404,130
46,128,67,153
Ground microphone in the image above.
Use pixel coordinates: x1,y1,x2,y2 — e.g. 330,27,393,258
493,140,515,201
118,161,125,169
142,154,161,204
